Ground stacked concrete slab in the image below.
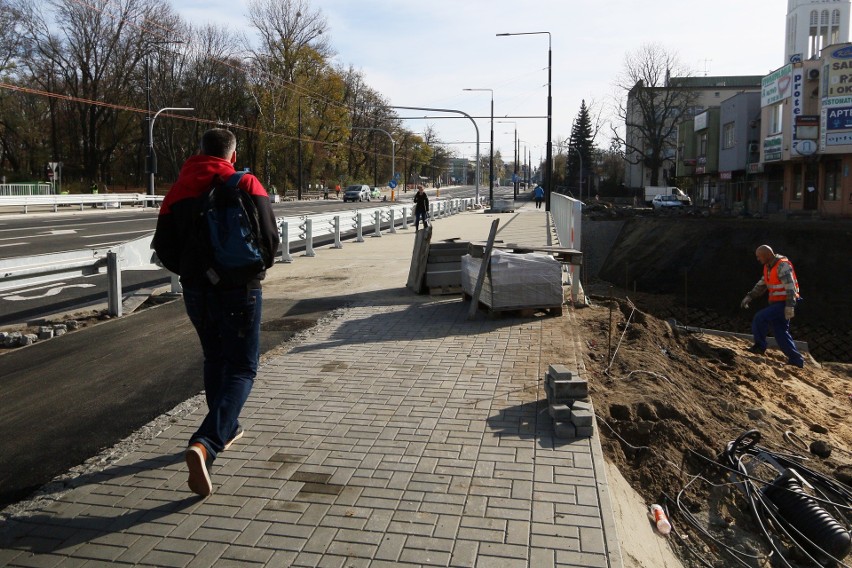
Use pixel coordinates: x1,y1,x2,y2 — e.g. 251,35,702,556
544,363,595,439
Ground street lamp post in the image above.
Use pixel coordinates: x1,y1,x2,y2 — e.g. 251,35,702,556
298,95,305,200
497,31,552,211
143,40,184,197
148,107,193,197
497,121,518,198
351,126,396,191
389,105,480,204
463,88,493,205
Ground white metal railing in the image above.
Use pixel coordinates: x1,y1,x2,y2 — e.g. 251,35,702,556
0,193,163,212
0,197,483,316
0,183,54,196
551,193,584,302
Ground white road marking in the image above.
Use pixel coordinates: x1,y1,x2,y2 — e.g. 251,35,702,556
3,283,96,301
81,229,153,239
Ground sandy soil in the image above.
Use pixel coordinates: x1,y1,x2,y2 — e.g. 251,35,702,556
566,294,852,568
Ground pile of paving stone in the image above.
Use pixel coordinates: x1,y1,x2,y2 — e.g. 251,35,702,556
544,364,595,439
0,322,77,348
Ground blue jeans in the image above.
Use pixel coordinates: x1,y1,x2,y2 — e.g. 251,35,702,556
752,300,803,366
415,210,428,229
183,286,262,460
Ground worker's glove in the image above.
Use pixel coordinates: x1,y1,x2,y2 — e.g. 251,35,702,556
785,306,795,320
740,295,751,309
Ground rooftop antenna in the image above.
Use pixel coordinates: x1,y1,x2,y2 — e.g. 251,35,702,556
702,58,713,76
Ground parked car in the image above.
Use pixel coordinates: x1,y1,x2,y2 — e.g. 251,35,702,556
343,184,371,202
370,186,382,199
652,194,685,209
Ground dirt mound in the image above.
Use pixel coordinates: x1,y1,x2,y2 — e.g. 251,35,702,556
563,297,851,567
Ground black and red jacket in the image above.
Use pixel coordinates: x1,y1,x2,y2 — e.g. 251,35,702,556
152,155,280,289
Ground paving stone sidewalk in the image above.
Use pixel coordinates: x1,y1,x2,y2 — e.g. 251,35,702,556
0,202,623,568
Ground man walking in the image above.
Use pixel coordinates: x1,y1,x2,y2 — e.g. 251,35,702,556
153,128,279,496
740,244,804,368
533,184,544,209
413,186,429,230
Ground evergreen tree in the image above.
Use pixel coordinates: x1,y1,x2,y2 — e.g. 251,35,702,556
565,100,595,198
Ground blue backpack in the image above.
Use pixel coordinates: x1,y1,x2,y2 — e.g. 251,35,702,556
198,172,265,287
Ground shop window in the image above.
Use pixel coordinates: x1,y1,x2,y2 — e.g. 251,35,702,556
793,164,803,200
824,160,841,201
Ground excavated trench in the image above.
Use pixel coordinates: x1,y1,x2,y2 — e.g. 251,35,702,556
582,216,852,363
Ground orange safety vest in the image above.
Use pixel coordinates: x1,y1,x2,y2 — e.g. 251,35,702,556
763,257,799,303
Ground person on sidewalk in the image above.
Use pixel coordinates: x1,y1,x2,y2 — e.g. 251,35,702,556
740,244,804,368
152,128,280,497
533,184,544,209
413,186,429,230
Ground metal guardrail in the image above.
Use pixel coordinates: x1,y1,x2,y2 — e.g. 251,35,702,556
551,193,585,303
0,193,163,212
0,183,53,196
0,197,482,317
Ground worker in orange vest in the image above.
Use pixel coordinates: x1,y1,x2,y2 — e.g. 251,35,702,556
740,244,804,368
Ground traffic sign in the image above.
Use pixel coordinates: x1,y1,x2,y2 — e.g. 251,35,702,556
394,172,401,179
388,179,398,189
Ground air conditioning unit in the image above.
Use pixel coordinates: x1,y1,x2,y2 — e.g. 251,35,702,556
748,143,760,153
808,68,820,80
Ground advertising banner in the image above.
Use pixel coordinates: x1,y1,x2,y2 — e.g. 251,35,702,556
825,44,852,98
764,135,783,161
761,65,793,107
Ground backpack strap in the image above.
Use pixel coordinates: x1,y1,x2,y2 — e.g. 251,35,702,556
225,171,246,189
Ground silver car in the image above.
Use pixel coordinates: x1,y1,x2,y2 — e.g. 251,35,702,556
651,195,685,209
343,184,371,202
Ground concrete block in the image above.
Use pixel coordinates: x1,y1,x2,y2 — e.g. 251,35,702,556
546,375,589,400
553,422,576,439
548,403,572,421
547,364,574,381
38,327,54,340
21,334,37,346
574,426,594,438
571,409,594,428
571,400,592,413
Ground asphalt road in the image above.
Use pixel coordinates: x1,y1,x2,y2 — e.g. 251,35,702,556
0,294,347,509
0,194,448,326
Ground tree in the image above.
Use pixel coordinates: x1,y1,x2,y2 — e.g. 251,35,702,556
566,99,595,198
612,43,697,187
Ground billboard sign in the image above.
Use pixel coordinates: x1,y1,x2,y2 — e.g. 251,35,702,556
761,65,793,107
764,135,783,161
825,44,852,98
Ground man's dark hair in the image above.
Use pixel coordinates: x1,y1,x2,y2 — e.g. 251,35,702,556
200,129,237,159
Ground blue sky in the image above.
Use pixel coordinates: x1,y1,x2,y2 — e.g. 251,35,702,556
175,0,786,161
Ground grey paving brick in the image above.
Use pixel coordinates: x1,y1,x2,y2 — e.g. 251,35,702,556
398,547,451,565
554,549,611,567
138,548,194,567
373,533,406,561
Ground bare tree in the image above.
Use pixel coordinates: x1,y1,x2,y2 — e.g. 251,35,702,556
612,43,697,187
12,0,179,182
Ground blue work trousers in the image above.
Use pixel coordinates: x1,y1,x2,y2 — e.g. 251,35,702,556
752,300,804,366
183,286,262,460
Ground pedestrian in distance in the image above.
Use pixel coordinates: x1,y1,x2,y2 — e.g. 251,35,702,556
413,185,429,230
533,184,544,209
152,128,280,497
740,244,805,368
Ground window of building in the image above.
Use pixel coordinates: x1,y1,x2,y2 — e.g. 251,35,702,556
824,160,841,200
698,132,708,157
768,104,784,134
793,164,803,200
722,122,735,149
